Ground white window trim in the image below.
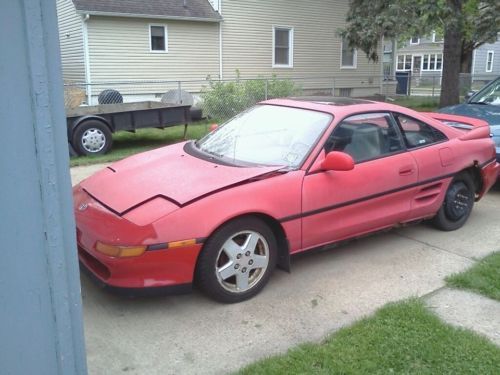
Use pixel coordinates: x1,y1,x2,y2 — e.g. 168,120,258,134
149,24,168,53
422,53,443,71
396,54,412,71
486,50,494,72
272,26,294,68
340,40,357,69
410,37,420,45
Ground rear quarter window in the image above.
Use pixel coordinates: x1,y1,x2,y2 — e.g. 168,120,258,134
394,113,447,149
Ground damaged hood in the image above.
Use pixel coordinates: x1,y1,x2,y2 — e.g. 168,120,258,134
80,142,282,214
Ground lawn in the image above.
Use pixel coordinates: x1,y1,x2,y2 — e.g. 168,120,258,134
446,251,500,301
69,121,212,167
390,96,440,111
238,299,500,375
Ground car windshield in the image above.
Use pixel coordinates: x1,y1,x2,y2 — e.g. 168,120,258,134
470,78,500,105
195,105,332,168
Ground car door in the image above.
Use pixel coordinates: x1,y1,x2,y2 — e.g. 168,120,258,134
301,112,418,250
392,112,452,220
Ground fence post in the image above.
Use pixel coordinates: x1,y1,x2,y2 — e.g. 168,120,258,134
177,81,182,104
265,79,269,100
86,82,92,105
432,75,436,97
332,78,336,96
407,72,412,96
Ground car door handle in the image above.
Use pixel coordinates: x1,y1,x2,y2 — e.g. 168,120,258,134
399,166,415,176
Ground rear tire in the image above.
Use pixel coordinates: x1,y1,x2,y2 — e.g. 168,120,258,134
196,217,277,303
431,172,475,231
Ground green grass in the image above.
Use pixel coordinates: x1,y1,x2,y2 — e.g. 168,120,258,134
238,299,500,374
446,252,500,301
70,121,212,167
391,96,440,111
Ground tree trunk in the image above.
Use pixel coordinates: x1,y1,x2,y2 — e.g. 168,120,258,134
460,48,473,73
439,2,464,108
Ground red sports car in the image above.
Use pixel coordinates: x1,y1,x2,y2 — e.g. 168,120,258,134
74,98,499,303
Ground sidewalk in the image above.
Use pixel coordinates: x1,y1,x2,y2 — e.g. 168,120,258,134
426,287,500,346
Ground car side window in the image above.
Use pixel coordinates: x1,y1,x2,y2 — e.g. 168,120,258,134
324,112,404,163
394,113,447,149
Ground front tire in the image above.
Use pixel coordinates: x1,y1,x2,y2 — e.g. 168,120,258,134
432,172,475,231
196,217,277,303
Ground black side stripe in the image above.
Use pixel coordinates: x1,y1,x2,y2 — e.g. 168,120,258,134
280,157,497,223
279,172,457,223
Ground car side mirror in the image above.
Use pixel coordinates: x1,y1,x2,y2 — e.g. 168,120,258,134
465,91,476,102
321,151,355,171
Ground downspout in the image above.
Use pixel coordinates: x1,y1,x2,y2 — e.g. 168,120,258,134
82,14,92,104
218,0,223,80
380,35,384,94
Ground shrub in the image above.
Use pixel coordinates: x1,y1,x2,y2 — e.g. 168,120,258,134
201,72,300,121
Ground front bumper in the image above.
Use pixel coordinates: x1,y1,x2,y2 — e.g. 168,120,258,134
74,186,203,291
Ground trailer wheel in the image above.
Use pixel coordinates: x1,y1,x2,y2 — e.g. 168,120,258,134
72,120,113,156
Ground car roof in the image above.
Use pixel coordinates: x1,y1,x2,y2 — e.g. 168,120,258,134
262,98,410,117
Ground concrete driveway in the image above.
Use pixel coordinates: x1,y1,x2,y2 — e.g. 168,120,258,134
71,164,500,375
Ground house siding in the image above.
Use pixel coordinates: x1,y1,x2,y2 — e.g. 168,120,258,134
473,40,500,75
56,0,85,82
220,0,382,95
87,16,220,93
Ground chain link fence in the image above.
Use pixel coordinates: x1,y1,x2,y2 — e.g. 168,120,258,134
63,73,498,122
394,73,497,97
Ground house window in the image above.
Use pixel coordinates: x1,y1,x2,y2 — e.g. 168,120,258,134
486,51,494,72
150,25,167,52
273,27,293,67
410,37,420,45
422,54,443,71
397,55,412,71
341,37,357,68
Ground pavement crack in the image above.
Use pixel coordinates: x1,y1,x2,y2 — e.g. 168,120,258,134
393,232,476,262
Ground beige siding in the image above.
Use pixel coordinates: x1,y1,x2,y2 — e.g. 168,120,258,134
87,16,220,92
221,0,381,93
56,0,85,82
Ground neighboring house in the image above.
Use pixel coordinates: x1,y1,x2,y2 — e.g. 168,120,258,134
472,37,500,77
394,33,444,83
57,0,385,104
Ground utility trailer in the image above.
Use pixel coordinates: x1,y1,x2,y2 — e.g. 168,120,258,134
66,101,191,156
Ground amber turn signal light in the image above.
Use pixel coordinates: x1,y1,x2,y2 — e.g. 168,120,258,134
95,242,147,258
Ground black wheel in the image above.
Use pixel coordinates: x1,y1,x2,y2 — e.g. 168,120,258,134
72,120,113,156
432,172,475,231
196,217,277,303
98,89,123,104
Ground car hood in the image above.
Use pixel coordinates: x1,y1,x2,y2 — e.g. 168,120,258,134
80,142,283,215
439,103,500,126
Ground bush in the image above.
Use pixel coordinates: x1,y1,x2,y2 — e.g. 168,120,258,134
201,72,300,121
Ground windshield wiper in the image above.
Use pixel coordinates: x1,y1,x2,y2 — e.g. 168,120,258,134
468,101,488,105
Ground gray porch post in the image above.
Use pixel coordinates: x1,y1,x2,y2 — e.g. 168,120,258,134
0,0,87,374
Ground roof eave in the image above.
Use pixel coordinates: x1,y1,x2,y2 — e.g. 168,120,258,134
75,10,222,23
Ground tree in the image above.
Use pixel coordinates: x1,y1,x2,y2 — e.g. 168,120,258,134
340,0,500,107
